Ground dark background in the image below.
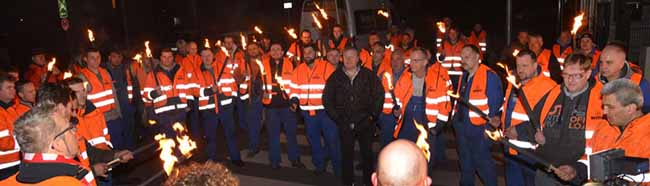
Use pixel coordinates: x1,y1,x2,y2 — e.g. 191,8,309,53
1,0,573,72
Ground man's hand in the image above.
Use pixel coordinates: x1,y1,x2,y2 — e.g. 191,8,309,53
92,163,108,178
393,108,401,118
114,150,134,163
290,103,297,112
506,127,518,139
154,86,163,96
553,165,577,181
535,129,546,145
488,116,500,129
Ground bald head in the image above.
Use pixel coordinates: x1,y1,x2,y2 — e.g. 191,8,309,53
372,140,431,186
600,44,628,81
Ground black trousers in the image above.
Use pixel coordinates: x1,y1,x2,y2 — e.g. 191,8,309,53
340,120,375,186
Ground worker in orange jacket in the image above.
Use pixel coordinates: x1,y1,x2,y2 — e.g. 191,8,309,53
23,48,59,88
366,42,392,76
288,44,337,175
237,43,265,157
195,47,244,166
575,33,601,69
399,33,417,58
142,48,194,138
436,26,465,87
14,80,36,116
287,30,315,64
180,42,203,139
77,48,129,150
0,74,19,180
322,24,352,52
586,79,650,184
174,39,187,64
499,50,557,186
377,49,406,147
325,49,341,69
552,31,573,66
528,33,563,83
360,32,392,70
468,24,488,55
389,48,451,179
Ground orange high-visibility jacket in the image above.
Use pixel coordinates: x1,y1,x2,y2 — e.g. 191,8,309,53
360,49,392,74
238,57,266,101
0,102,20,170
196,59,238,113
288,59,335,116
24,63,58,88
538,82,607,166
74,139,96,186
536,49,553,77
326,37,350,51
286,42,304,60
437,40,466,76
14,100,32,117
142,64,193,114
552,44,573,65
453,64,492,125
391,64,452,138
76,102,112,150
589,50,602,69
180,54,203,97
78,68,116,114
261,56,294,105
468,30,487,53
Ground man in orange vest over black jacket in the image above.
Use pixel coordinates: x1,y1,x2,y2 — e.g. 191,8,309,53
528,33,563,83
322,24,352,52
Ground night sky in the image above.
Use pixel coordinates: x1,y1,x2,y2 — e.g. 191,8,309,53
1,0,564,71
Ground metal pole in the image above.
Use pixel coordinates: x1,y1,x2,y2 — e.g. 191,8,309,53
558,0,563,34
506,0,512,46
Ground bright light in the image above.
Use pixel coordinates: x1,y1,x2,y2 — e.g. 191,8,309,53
283,2,292,9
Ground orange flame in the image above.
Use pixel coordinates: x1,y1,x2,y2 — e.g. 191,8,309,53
148,120,157,125
204,38,211,48
484,129,538,150
255,59,265,75
145,41,152,58
512,49,520,57
47,58,56,72
571,13,585,35
133,54,143,64
377,10,389,18
383,72,394,90
285,27,298,39
254,26,263,34
436,21,446,34
87,29,95,42
240,33,247,49
63,71,72,79
220,46,230,58
312,13,323,29
497,63,520,89
485,129,504,141
414,120,430,161
446,90,459,99
313,2,328,20
83,81,89,90
385,44,394,52
215,40,222,47
155,134,177,175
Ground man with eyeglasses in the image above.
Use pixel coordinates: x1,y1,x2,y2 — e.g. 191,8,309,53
532,54,610,185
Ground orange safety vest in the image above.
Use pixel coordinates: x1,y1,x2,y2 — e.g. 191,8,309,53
360,48,392,71
143,65,193,114
552,44,572,65
391,65,452,138
196,59,238,113
536,49,553,77
180,54,203,96
76,103,112,150
261,56,294,105
0,103,20,170
238,57,265,101
286,42,306,60
501,74,557,154
14,100,31,117
1,174,85,186
438,40,465,76
78,68,116,114
1,153,95,186
24,63,58,88
468,30,487,53
538,82,607,166
74,139,96,186
289,59,335,116
454,64,491,125
328,37,349,51
589,50,602,69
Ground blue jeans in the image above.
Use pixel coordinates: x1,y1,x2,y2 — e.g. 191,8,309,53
266,107,299,166
303,110,341,175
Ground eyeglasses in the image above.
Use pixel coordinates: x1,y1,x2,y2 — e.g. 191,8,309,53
53,117,79,140
561,71,586,80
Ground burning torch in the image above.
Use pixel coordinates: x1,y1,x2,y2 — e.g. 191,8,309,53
446,90,491,122
414,120,431,162
284,27,300,62
383,72,400,113
571,13,585,49
484,129,557,172
137,123,197,186
313,2,328,20
435,21,447,61
496,63,541,132
87,29,95,47
377,10,390,18
44,58,56,83
204,38,211,49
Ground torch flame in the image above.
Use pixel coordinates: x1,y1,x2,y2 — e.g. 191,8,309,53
313,2,328,20
383,72,394,90
220,46,230,58
145,41,152,58
497,63,520,89
240,33,247,49
254,26,263,34
571,13,585,35
155,134,177,175
47,58,56,72
377,10,389,18
87,29,95,42
446,90,460,99
436,21,446,34
385,44,394,52
285,27,298,39
171,122,197,157
512,49,520,57
204,38,211,48
216,40,222,47
413,120,430,161
63,71,72,79
148,120,157,125
255,59,265,75
133,54,143,64
312,13,323,29
485,129,504,141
